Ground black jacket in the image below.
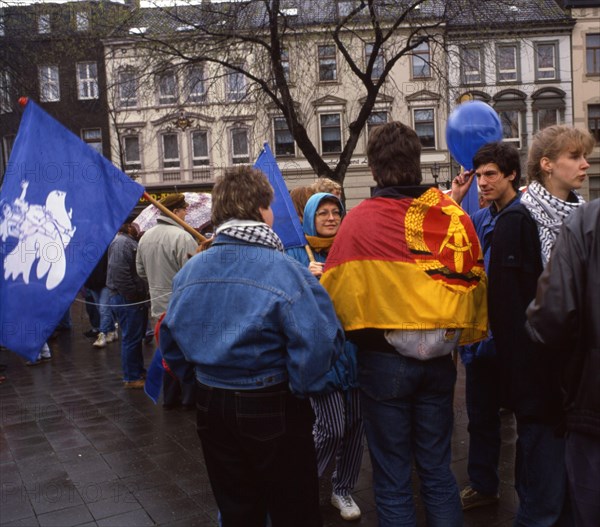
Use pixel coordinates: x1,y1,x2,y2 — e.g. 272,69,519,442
526,200,600,438
488,204,563,424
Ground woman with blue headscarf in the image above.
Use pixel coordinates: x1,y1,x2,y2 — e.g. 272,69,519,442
287,192,364,522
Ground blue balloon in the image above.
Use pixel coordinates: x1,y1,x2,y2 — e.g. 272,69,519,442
446,101,503,170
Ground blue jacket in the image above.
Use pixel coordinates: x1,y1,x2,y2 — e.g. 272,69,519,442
460,194,521,364
160,234,347,396
286,193,358,388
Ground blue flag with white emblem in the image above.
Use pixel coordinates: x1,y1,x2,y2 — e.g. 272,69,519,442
253,143,306,249
0,100,144,361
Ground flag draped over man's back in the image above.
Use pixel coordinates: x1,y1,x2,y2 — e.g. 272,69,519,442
0,100,144,361
321,187,488,345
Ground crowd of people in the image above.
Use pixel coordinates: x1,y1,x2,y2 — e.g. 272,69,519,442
15,120,597,527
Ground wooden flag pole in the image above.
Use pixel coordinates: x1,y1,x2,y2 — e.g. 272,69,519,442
304,244,316,263
142,191,207,244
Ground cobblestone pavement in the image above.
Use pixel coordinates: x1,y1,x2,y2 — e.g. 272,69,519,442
0,303,518,526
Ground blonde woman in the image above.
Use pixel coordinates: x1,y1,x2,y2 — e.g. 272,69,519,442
488,125,594,526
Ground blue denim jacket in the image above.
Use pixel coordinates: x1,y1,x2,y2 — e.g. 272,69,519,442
160,234,347,396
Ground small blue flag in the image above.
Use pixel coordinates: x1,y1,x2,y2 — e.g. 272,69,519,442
253,143,306,249
0,100,144,361
144,348,165,404
463,178,480,216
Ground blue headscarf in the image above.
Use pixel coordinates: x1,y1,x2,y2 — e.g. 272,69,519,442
302,192,345,237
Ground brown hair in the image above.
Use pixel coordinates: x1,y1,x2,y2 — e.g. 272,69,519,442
290,186,316,222
211,166,273,226
367,121,422,187
527,125,595,185
311,177,342,195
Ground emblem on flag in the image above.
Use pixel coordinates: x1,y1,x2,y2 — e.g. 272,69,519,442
1,181,76,290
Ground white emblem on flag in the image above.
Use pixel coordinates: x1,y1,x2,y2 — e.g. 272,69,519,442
1,181,76,290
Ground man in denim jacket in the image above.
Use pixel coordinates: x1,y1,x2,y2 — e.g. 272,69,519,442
160,166,347,527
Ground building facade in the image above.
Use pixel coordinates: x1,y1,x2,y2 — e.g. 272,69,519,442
4,1,596,208
566,0,600,200
0,1,132,180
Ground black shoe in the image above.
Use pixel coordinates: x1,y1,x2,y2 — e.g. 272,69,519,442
84,329,100,338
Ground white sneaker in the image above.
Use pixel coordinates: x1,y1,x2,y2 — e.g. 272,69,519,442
40,343,52,360
106,331,119,343
93,332,107,348
331,493,361,521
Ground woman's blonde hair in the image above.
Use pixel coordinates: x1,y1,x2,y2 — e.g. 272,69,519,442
527,125,595,185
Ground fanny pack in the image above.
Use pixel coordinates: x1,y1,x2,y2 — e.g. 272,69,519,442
384,328,462,361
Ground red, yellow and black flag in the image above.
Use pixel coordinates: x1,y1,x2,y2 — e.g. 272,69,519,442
321,188,488,345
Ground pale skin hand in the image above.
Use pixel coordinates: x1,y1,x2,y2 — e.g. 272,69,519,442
450,170,476,205
308,261,325,278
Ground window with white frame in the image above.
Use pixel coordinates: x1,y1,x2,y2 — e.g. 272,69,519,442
281,48,290,82
535,42,558,80
162,133,180,168
537,109,558,130
532,88,564,133
499,111,521,148
158,71,177,105
318,45,337,82
494,91,525,149
191,130,210,166
412,41,431,79
77,62,98,100
123,135,141,171
274,117,294,157
497,44,519,82
320,113,342,153
586,34,600,75
76,12,89,31
0,70,10,113
367,111,388,137
81,129,102,155
38,14,50,34
461,47,483,85
118,70,137,108
226,65,246,102
231,128,249,164
365,43,384,80
187,64,206,102
413,108,435,149
39,65,60,102
588,104,600,143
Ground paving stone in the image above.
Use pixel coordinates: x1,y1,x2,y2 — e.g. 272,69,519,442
0,302,520,526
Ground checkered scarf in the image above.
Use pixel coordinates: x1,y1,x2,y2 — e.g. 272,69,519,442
216,219,284,252
521,180,584,266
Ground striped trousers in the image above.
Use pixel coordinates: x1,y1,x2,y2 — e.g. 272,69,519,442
310,388,364,496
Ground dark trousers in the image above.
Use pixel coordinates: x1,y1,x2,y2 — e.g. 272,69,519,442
566,431,600,527
195,382,322,527
163,373,196,407
464,357,501,496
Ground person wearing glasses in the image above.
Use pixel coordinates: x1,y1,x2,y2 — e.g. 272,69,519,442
287,193,364,521
487,126,593,525
451,142,522,511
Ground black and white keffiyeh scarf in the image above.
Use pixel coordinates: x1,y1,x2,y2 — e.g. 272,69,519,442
216,219,284,252
521,180,584,266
